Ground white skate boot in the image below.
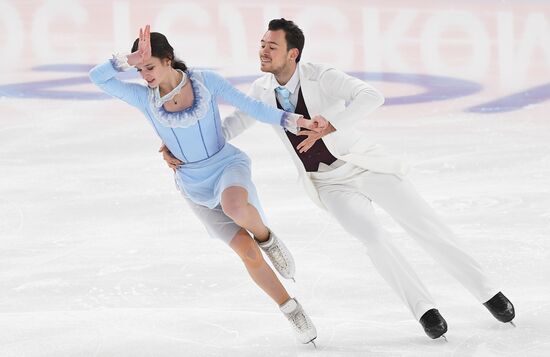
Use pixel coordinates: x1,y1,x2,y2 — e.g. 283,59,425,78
257,229,296,280
280,298,317,345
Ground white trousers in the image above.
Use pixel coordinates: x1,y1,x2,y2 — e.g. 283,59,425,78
309,163,497,320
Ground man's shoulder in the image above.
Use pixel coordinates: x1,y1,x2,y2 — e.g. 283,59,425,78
247,63,341,91
299,62,338,80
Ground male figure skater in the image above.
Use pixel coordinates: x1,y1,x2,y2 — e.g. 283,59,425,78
161,18,515,339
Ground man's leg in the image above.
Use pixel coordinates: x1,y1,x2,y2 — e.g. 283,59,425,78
359,172,497,303
316,182,436,321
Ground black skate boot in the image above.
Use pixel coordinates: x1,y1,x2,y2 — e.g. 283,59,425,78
419,308,448,340
483,292,515,325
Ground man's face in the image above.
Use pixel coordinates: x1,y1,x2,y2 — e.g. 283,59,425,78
259,29,296,74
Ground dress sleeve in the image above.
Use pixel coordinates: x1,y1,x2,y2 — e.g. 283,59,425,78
201,70,300,133
88,56,147,108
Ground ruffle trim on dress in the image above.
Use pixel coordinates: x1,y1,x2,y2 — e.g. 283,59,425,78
149,70,212,128
110,53,133,71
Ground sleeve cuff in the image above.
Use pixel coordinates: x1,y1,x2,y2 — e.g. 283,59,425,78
110,52,133,71
281,112,301,134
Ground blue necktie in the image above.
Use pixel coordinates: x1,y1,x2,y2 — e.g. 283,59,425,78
275,86,295,112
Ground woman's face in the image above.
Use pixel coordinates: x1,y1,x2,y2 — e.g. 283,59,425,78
135,57,171,88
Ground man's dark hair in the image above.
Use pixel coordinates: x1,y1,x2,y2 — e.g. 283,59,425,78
268,18,305,63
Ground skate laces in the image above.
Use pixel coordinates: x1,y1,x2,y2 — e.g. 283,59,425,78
266,239,288,268
287,308,310,332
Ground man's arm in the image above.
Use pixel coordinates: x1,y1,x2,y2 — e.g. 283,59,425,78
317,68,384,131
159,144,182,170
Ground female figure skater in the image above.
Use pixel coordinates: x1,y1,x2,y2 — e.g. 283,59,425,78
89,25,318,344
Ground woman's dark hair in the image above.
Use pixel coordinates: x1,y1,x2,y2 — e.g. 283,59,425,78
268,18,305,63
131,32,187,71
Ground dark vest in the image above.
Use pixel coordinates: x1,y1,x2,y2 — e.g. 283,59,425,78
276,88,337,172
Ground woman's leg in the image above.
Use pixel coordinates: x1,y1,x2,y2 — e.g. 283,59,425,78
231,228,317,343
221,185,296,280
221,186,269,242
229,228,290,305
183,197,315,342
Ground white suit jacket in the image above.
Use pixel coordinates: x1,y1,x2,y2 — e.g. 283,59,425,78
222,62,409,209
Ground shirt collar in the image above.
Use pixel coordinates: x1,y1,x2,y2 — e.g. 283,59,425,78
274,66,300,94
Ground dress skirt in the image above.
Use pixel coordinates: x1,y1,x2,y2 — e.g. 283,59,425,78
174,143,268,242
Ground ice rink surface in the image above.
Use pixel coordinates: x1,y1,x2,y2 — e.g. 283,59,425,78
1,0,550,356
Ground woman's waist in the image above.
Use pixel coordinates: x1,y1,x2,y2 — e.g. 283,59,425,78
165,137,227,165
176,142,246,170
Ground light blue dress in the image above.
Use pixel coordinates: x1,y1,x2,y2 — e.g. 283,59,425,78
89,60,293,216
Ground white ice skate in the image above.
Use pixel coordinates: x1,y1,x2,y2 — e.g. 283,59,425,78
280,298,317,345
257,229,296,280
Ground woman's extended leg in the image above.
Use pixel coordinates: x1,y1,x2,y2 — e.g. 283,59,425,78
220,186,296,280
229,228,289,305
182,189,315,343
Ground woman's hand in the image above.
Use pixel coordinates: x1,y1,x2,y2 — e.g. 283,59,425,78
296,115,329,133
127,25,152,67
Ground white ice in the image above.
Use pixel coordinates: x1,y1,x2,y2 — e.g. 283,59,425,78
1,1,550,356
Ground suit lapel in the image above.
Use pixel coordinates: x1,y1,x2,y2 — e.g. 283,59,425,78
259,68,333,149
260,75,278,107
298,64,321,120
297,64,337,149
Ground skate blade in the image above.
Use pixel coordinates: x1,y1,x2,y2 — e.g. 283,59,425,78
290,278,296,283
509,321,516,327
441,334,448,342
309,338,318,349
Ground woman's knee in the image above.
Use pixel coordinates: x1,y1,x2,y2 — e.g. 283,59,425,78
221,188,249,221
221,199,248,222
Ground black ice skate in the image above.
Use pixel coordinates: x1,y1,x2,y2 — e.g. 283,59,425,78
483,292,515,326
419,308,448,340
